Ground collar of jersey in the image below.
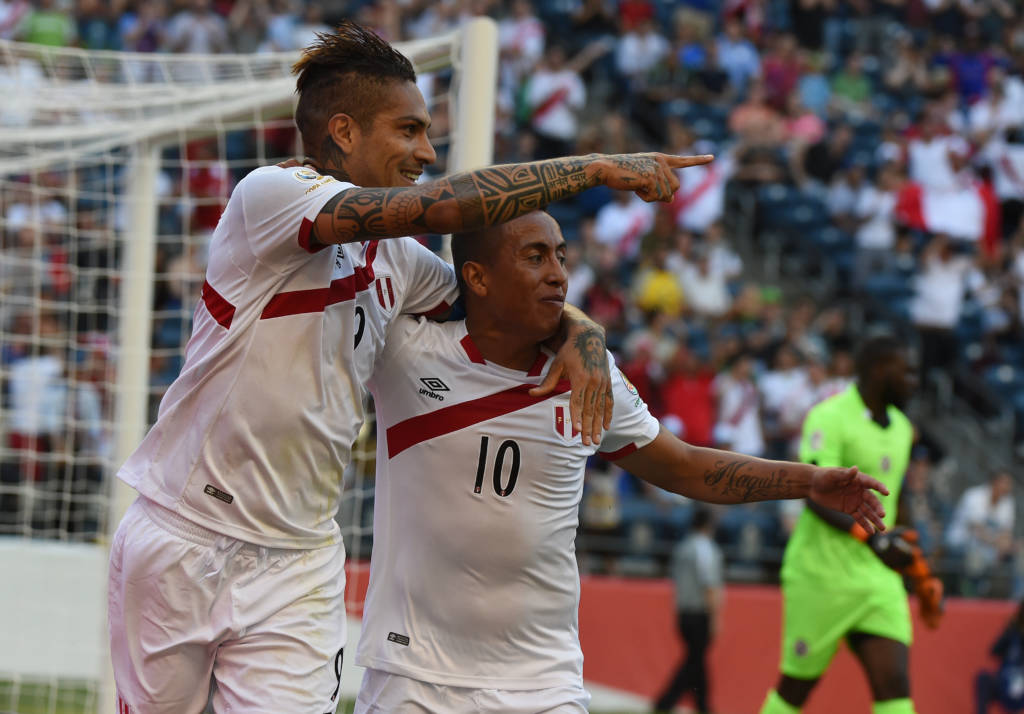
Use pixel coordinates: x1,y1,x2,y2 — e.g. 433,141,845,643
850,382,898,425
457,322,552,380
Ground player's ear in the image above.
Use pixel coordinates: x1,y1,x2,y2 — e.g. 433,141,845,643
461,261,488,298
327,113,358,155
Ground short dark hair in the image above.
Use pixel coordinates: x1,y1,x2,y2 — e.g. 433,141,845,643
855,334,904,383
292,21,416,154
451,225,505,297
692,506,714,531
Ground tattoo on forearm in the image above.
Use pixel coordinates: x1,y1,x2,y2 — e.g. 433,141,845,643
703,460,801,501
573,328,607,373
317,155,599,241
605,155,655,177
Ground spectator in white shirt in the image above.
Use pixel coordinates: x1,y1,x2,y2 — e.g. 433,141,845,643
853,162,903,284
758,343,807,458
499,0,545,84
615,17,669,92
704,221,743,280
910,234,978,383
679,245,732,319
525,43,586,158
712,352,765,457
968,68,1024,148
947,470,1015,596
715,17,761,96
593,189,656,260
908,111,971,193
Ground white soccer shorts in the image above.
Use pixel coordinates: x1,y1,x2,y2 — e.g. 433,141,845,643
108,496,347,713
355,667,591,714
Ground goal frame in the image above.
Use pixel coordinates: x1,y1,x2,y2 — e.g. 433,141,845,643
0,18,497,714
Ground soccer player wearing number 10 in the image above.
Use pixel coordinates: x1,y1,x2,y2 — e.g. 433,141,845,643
354,212,891,713
107,22,715,714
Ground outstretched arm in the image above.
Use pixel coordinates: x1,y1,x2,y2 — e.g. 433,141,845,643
310,152,714,245
615,427,890,532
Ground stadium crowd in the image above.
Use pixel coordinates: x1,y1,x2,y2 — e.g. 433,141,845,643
2,0,1024,599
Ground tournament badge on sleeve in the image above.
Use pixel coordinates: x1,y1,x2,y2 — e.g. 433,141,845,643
554,405,580,443
373,274,396,314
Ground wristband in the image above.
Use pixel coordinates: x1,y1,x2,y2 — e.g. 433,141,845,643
849,522,871,542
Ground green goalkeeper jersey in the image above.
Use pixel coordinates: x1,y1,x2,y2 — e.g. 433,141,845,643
780,384,913,590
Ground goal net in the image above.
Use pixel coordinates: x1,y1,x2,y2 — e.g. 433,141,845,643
0,20,496,714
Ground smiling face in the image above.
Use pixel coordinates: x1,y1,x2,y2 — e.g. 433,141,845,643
341,79,436,187
465,212,569,343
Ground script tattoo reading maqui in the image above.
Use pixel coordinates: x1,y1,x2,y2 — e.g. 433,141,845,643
703,460,800,501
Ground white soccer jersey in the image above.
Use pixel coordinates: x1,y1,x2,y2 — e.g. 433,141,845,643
118,165,458,548
356,317,661,690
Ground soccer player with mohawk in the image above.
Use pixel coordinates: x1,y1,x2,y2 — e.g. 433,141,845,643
106,20,714,713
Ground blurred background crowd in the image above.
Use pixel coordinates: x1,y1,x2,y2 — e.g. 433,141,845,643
2,0,1024,600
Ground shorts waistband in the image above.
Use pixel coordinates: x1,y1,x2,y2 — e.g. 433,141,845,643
138,496,243,549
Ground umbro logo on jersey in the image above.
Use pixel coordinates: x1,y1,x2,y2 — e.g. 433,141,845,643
204,484,234,504
387,632,410,646
418,377,449,402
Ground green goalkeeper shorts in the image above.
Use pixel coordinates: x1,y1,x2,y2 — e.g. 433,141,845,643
779,579,912,679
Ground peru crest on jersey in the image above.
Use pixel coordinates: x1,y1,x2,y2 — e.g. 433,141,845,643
374,274,396,312
554,404,579,442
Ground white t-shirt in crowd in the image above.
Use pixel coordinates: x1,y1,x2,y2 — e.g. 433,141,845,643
118,165,458,548
910,253,975,329
908,134,969,192
526,67,586,141
357,317,660,690
854,185,897,250
947,484,1014,549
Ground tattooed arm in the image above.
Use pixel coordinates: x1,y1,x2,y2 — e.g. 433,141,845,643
530,304,612,446
614,427,890,532
310,152,713,245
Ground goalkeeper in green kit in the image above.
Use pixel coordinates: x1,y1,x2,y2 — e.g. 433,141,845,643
760,336,944,714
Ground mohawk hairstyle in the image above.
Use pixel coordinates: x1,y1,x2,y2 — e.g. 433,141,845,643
292,20,416,156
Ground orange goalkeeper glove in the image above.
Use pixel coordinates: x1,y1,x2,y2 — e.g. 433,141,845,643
899,529,944,630
849,524,944,629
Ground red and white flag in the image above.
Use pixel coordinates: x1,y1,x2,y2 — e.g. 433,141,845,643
375,275,396,311
896,180,1001,256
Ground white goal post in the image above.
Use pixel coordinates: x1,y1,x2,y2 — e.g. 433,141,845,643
0,18,496,714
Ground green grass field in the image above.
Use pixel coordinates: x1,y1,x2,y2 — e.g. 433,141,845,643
0,681,643,714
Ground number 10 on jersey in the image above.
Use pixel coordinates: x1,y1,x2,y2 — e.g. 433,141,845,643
473,436,521,497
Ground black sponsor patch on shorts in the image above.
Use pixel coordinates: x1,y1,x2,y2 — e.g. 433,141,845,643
204,484,234,504
387,632,410,646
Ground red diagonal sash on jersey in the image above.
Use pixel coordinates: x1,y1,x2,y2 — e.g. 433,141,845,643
386,380,571,459
530,86,570,123
260,241,379,319
671,163,719,223
202,279,236,329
